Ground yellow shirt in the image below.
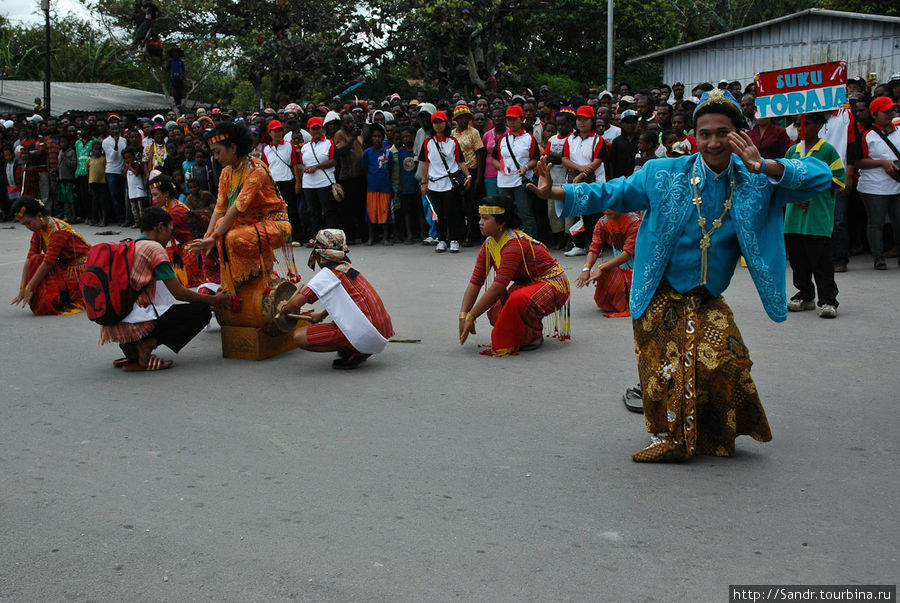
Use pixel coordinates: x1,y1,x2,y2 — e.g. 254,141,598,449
452,126,484,169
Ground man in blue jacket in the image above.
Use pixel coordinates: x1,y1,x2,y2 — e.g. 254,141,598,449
530,89,833,463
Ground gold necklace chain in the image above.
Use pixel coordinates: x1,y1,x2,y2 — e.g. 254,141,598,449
690,160,735,285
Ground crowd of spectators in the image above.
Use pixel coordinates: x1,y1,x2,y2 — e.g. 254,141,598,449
2,72,898,270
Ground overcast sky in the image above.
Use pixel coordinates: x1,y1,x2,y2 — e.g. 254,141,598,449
3,0,92,25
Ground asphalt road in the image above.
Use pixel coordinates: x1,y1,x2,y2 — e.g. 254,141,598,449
1,223,898,602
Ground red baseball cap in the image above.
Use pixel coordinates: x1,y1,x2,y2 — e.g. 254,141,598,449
431,111,448,122
506,105,524,118
267,119,284,131
211,107,222,115
576,105,595,118
307,117,323,129
870,96,896,113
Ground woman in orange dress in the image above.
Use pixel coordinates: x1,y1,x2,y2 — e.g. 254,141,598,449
187,122,299,292
458,195,570,357
10,196,90,315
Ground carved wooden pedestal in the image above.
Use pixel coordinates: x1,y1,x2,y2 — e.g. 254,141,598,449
216,275,309,361
220,324,301,361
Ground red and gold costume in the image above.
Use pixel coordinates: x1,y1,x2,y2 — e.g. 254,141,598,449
155,197,207,287
470,230,570,356
214,156,298,291
24,217,90,315
587,212,641,317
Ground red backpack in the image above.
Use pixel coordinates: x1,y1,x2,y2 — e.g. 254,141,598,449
79,240,144,325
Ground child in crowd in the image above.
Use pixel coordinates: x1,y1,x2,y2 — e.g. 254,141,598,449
3,145,23,221
633,131,660,172
361,124,394,245
57,134,79,223
185,178,215,210
86,141,109,225
123,147,148,222
170,168,188,202
396,127,422,243
181,147,196,194
784,111,846,318
190,147,212,192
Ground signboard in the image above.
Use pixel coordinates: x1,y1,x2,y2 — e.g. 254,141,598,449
754,61,847,119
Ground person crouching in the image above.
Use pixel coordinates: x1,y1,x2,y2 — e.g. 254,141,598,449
99,207,227,371
277,229,394,369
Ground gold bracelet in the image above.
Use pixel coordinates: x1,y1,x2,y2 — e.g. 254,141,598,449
458,311,467,319
465,312,475,323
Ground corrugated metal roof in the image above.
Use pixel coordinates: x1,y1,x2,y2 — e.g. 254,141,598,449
626,8,900,64
0,80,189,117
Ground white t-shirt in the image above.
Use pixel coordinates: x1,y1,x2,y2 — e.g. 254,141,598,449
602,125,621,143
419,136,464,193
858,126,900,195
262,141,297,182
102,136,127,173
563,132,606,182
818,109,853,167
492,131,539,189
299,137,336,189
544,134,568,185
126,168,146,199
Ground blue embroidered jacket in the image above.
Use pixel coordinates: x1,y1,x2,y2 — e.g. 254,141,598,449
558,154,832,322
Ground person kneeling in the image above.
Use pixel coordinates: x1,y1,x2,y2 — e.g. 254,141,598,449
98,207,227,371
458,195,571,356
277,229,393,369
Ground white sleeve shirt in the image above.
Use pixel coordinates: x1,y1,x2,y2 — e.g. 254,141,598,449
419,136,463,193
299,138,336,189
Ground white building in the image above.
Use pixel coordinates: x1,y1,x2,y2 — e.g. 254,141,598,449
626,9,900,89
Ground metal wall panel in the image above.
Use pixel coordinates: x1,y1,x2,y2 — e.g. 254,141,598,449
660,14,900,88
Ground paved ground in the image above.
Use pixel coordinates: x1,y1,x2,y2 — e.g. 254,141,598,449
0,222,898,602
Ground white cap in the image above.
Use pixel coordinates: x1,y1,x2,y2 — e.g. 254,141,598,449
417,102,436,115
323,111,341,125
152,114,165,122
29,114,43,123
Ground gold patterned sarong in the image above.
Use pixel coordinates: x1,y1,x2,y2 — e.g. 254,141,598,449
633,282,772,458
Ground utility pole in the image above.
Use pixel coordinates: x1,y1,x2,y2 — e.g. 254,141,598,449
42,0,51,118
606,0,614,93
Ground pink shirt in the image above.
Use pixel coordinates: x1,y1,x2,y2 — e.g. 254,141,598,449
482,127,508,179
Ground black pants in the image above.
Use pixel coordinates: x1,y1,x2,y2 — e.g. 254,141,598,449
785,233,838,307
337,175,366,242
148,302,212,353
429,188,464,243
305,186,338,235
275,179,302,243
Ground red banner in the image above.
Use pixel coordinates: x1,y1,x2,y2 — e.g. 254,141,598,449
755,61,846,96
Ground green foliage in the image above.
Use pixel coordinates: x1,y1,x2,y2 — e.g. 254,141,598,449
821,0,897,16
533,73,580,99
230,80,258,111
10,0,885,106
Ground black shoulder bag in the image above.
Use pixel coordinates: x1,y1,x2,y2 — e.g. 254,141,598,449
505,133,537,187
430,137,467,192
871,128,900,183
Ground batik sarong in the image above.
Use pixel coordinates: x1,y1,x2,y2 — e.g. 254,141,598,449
633,282,772,458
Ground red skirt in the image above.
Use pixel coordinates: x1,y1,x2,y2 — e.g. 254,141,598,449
593,267,632,317
483,280,569,357
25,254,85,316
303,322,354,352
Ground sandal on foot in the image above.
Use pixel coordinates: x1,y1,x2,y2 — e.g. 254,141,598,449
623,386,643,413
122,355,173,372
112,357,132,368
